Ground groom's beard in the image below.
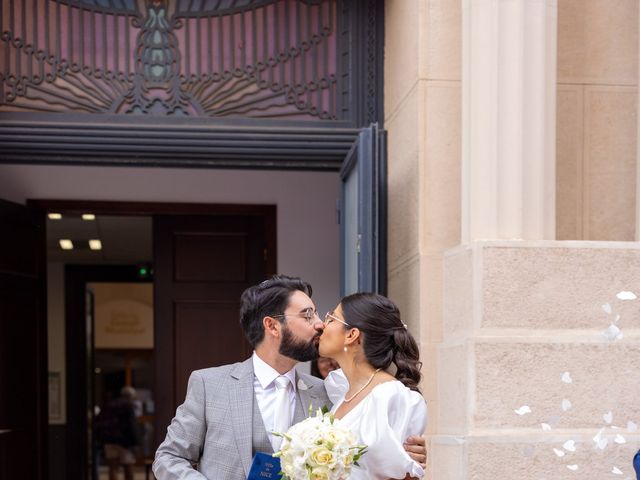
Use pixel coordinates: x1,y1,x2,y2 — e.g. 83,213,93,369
279,325,320,362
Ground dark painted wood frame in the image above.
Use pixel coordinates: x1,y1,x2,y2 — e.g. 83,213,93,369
0,0,384,170
30,199,278,480
0,200,48,480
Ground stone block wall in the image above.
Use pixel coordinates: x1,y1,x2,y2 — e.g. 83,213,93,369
435,242,640,479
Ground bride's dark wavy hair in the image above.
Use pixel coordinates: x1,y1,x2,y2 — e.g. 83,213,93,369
340,292,422,392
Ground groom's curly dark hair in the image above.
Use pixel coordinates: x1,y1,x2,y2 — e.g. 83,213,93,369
239,274,313,347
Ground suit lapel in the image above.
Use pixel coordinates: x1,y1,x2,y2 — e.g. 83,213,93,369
295,373,326,421
229,358,255,477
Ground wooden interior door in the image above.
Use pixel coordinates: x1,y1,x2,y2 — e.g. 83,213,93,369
0,199,48,480
154,209,276,445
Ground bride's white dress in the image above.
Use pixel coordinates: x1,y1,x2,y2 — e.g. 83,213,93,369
324,369,427,480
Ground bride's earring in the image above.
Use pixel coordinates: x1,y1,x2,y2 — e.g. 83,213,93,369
343,346,348,353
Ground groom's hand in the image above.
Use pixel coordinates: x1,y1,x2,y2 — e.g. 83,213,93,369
403,435,427,469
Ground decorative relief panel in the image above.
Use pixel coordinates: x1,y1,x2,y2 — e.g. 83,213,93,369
0,0,338,119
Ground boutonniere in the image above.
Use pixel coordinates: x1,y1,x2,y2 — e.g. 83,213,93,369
297,378,308,391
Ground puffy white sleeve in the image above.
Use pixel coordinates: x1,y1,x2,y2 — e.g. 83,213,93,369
324,368,349,408
357,383,428,480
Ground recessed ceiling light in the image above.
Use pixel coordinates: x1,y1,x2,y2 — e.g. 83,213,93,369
59,239,74,250
88,239,102,251
82,214,96,221
48,213,62,220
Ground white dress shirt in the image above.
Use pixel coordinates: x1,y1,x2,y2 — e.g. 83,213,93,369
252,352,297,447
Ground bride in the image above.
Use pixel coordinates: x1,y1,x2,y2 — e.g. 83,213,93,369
319,292,427,480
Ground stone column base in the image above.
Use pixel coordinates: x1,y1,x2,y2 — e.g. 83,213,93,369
432,241,640,480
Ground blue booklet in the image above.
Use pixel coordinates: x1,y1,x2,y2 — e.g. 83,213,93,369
247,452,282,480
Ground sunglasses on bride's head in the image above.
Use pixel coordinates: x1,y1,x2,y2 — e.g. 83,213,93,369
323,311,351,327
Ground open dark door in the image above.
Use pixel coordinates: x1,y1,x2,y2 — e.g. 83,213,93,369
339,124,387,296
153,209,276,447
0,200,48,480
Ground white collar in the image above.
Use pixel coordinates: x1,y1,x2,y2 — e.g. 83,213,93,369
252,351,297,392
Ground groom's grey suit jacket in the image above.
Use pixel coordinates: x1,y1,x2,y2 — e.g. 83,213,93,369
153,357,331,480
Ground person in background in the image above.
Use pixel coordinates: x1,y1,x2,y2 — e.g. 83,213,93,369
97,386,139,480
311,356,339,379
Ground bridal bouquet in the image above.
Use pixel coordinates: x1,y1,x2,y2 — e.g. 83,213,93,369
273,407,367,480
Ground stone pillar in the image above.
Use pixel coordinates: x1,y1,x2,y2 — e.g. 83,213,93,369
435,5,640,480
384,0,463,445
637,3,640,242
462,0,557,242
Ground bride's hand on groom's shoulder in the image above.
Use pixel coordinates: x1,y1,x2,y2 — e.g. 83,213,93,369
403,434,427,469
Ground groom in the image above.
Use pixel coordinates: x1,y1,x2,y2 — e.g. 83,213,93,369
153,275,426,480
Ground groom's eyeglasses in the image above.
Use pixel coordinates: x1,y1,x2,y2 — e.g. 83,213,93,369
270,308,320,324
323,312,351,327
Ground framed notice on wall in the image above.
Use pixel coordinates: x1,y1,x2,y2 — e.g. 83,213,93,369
48,372,61,421
91,283,154,350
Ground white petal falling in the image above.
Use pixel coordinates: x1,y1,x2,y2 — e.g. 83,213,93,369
562,399,572,412
603,411,613,424
616,291,637,301
561,372,573,384
603,323,623,341
602,303,612,314
514,405,532,416
593,428,605,448
597,437,609,450
612,467,623,475
628,421,638,432
566,465,578,471
541,423,552,431
553,448,565,457
614,434,626,444
614,314,621,324
562,440,577,452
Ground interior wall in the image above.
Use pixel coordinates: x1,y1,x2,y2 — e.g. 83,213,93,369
0,164,340,310
47,262,66,425
0,164,341,423
556,0,638,241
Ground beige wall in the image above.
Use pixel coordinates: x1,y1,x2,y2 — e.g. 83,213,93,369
556,0,638,241
384,0,462,445
438,242,640,479
385,1,640,479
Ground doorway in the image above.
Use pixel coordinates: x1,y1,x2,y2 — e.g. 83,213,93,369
1,125,382,480
38,201,276,480
89,279,155,480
